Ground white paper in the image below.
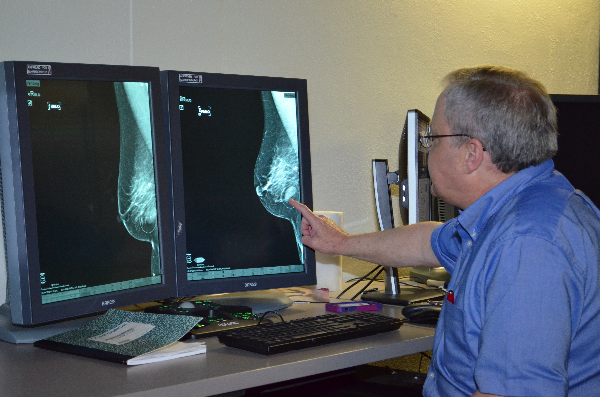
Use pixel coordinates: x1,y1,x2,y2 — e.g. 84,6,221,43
126,341,207,366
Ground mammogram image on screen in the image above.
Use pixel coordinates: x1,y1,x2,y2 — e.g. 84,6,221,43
27,79,161,304
179,86,303,280
254,91,303,260
114,82,160,276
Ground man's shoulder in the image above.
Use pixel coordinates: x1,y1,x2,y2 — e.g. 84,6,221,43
493,174,574,238
514,171,599,220
495,173,600,244
517,176,572,212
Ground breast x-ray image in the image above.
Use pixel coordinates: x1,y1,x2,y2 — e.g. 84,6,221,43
254,91,303,260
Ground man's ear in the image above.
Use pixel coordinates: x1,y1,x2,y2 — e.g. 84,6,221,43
464,138,485,174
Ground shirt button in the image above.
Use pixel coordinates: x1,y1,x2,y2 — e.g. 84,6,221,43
429,372,435,379
467,241,473,247
471,232,477,238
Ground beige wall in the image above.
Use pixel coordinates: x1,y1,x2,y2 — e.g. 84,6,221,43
0,0,598,299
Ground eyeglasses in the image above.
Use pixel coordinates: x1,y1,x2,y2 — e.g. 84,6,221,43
419,131,486,151
419,133,471,149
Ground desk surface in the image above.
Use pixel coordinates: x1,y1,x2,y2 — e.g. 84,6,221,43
0,301,435,397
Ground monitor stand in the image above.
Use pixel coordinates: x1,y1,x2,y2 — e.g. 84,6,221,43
195,291,293,314
0,304,97,344
361,267,444,306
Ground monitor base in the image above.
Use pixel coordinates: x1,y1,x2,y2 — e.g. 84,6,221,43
194,291,293,314
409,267,451,284
361,288,444,306
0,304,96,344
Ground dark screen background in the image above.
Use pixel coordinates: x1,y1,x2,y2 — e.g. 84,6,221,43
27,80,154,289
178,85,298,271
552,98,600,207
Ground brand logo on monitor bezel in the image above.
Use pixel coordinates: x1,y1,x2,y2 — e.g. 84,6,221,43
179,74,202,84
27,64,52,76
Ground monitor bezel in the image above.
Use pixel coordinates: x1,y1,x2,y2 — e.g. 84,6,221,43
163,70,316,298
0,61,177,325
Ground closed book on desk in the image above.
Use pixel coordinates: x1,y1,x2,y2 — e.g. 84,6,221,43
34,309,203,365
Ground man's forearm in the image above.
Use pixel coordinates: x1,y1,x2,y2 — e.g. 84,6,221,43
289,199,440,268
338,221,442,268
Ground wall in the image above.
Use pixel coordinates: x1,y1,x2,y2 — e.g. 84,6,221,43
0,0,598,302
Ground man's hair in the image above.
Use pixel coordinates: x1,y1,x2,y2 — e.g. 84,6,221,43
442,65,558,173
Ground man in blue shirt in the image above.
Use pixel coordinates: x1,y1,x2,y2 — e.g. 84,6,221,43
290,66,600,396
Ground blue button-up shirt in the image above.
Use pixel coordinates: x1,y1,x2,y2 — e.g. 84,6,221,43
423,160,600,397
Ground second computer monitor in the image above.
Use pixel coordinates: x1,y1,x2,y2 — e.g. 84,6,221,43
163,71,315,304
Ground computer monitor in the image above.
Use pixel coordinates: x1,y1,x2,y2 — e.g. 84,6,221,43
0,61,176,343
550,95,600,207
363,110,448,305
162,70,316,313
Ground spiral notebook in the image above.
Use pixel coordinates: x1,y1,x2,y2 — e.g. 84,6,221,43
34,309,204,365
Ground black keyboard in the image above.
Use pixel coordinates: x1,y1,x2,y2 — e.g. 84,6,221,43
217,311,403,355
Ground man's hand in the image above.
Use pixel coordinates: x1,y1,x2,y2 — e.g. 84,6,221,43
289,199,349,255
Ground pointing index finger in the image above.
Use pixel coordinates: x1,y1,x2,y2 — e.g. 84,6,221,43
288,198,319,221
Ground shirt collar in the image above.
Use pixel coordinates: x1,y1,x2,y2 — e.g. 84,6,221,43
455,159,555,240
